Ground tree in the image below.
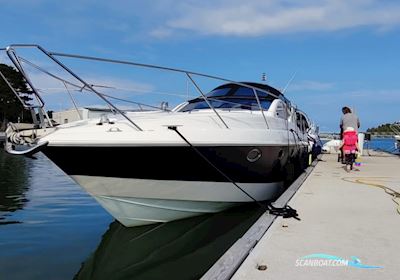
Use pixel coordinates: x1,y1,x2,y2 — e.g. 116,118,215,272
366,123,395,135
0,63,33,130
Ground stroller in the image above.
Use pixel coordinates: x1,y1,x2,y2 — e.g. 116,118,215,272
340,128,359,171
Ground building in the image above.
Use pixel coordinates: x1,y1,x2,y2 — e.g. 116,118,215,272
52,107,113,124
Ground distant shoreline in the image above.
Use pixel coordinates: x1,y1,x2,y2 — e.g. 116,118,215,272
319,132,397,140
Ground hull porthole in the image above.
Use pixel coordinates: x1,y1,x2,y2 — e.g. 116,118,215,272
247,148,262,162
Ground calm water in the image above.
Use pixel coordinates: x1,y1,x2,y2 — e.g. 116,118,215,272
0,150,112,280
365,137,399,154
0,149,264,280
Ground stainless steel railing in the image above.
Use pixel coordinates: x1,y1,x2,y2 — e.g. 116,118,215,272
1,44,286,131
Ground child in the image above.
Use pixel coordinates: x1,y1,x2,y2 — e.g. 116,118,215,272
340,127,359,172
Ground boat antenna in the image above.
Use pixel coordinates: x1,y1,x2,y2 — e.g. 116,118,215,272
261,72,266,82
282,71,297,94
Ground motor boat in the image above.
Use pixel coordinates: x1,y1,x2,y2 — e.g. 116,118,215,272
1,45,316,227
322,139,341,154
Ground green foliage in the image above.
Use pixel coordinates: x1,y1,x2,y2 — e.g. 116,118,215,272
366,123,395,134
0,63,33,129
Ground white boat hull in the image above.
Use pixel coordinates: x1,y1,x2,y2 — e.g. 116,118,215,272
32,109,309,227
72,176,284,227
34,110,309,227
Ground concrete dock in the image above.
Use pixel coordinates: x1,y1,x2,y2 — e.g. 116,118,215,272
229,152,400,280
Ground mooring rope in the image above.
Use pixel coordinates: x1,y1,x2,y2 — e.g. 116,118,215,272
342,177,400,215
167,126,266,209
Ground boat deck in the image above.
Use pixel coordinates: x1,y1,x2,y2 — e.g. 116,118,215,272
231,152,400,280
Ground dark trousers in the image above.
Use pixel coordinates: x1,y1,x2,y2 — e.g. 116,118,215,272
345,153,356,165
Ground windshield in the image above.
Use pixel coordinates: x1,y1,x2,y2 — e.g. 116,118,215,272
180,98,272,112
179,84,275,112
206,84,270,98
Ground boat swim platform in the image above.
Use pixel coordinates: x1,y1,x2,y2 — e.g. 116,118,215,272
203,152,400,280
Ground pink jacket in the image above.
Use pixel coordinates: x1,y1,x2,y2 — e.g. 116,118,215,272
342,130,358,153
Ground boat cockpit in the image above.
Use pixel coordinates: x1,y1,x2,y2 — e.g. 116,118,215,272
178,83,283,112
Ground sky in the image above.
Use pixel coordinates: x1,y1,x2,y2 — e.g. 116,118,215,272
0,0,399,132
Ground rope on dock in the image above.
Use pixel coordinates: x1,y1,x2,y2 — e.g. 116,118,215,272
342,177,400,215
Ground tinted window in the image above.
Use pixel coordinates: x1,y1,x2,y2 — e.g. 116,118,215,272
206,87,231,97
180,98,272,112
206,85,270,98
296,113,302,130
296,113,309,132
254,90,268,98
234,87,254,96
302,115,309,131
181,84,276,112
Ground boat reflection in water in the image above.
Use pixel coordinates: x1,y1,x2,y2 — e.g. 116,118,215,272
74,204,264,280
0,149,29,224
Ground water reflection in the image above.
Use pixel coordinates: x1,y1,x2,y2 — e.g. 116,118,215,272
0,150,112,280
74,204,264,280
0,149,30,224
